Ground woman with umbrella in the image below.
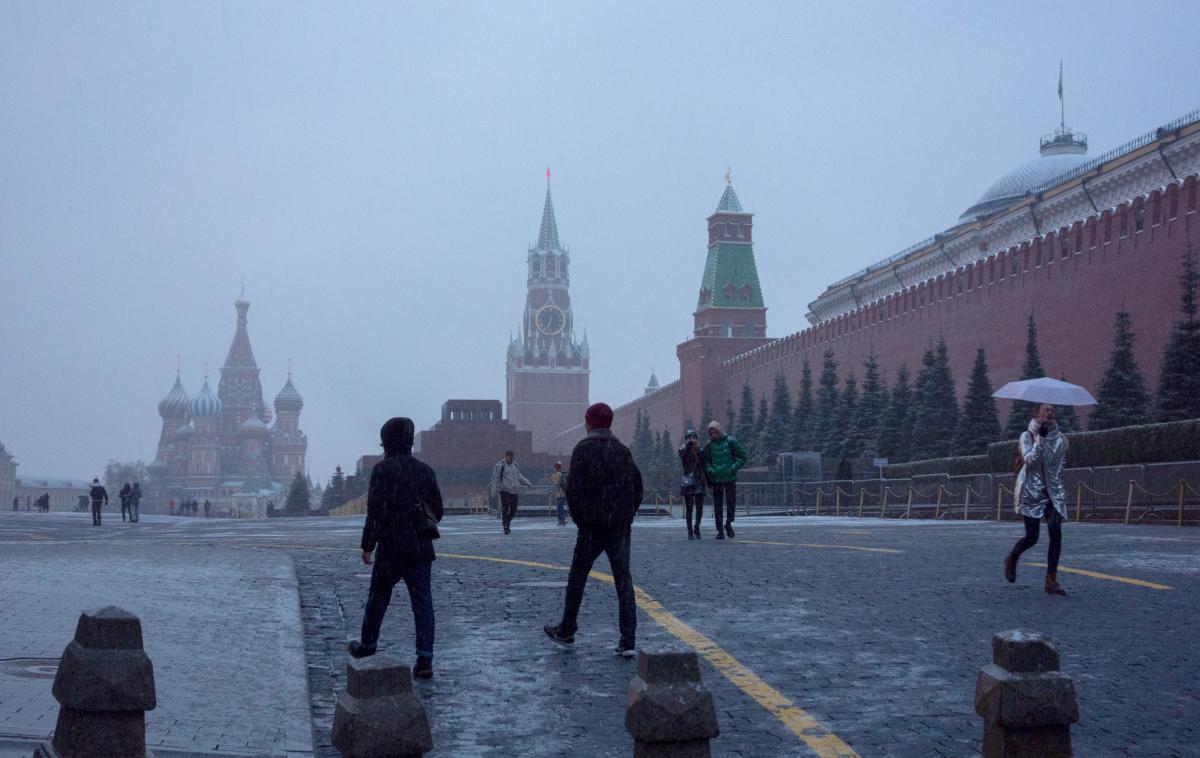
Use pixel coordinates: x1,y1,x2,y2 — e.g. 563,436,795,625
995,378,1095,596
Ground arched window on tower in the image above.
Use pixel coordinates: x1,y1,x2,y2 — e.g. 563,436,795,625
724,284,735,302
740,285,753,302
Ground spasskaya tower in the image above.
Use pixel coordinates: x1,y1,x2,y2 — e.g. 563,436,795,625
505,171,590,453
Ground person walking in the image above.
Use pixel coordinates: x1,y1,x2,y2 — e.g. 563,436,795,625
550,462,568,526
1004,403,1069,596
203,499,211,518
11,496,17,512
701,421,747,539
88,479,108,526
129,483,142,522
678,429,707,540
348,417,444,679
490,450,531,535
37,493,49,513
118,483,132,522
544,403,643,657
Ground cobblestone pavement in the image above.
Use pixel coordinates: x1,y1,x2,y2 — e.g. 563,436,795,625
1,510,1197,757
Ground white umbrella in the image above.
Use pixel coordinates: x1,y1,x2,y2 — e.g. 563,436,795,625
992,377,1097,406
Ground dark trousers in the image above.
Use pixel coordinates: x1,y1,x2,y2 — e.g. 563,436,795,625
120,501,130,522
500,492,519,529
560,527,636,644
711,482,736,528
90,501,103,525
555,496,567,524
130,502,139,522
684,494,704,529
360,559,435,658
1010,506,1064,573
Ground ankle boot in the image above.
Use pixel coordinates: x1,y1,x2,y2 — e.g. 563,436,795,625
1044,572,1067,596
1004,554,1016,583
687,526,695,540
693,524,701,539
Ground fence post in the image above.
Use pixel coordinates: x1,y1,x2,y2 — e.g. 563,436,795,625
934,486,943,520
1179,480,1186,528
964,488,971,520
905,487,913,519
1075,482,1083,522
835,489,841,516
858,489,865,518
996,486,1003,522
1123,480,1135,525
881,488,889,519
815,489,822,516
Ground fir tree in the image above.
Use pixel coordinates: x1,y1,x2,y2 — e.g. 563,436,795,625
814,351,841,456
1004,312,1047,437
1054,376,1080,434
1154,253,1200,422
953,346,1001,455
758,373,792,462
738,382,756,443
790,356,814,451
1089,310,1151,430
750,395,769,464
878,365,913,462
911,339,958,460
853,353,885,458
284,470,311,516
725,397,737,437
321,464,347,509
632,409,655,469
839,369,860,458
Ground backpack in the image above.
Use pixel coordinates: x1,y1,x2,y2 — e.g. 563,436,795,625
1011,445,1024,475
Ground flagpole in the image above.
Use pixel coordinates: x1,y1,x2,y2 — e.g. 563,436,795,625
1058,60,1065,130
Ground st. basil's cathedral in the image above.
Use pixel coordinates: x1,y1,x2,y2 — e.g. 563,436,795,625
146,291,308,516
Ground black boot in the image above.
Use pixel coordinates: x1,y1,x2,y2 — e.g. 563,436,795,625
725,523,735,539
347,640,377,658
693,523,702,540
413,656,433,679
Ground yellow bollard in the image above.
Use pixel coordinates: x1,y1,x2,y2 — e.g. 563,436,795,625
836,489,841,516
964,488,971,520
1075,482,1083,522
1123,480,1135,525
905,488,913,519
881,488,889,519
934,486,943,520
1179,480,1186,528
815,489,822,516
858,489,865,518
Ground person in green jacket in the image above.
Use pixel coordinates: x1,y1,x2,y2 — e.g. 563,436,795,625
701,421,747,539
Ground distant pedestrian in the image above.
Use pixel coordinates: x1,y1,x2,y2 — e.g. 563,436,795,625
490,450,531,535
678,428,707,540
118,482,132,522
1004,403,1069,596
129,483,142,522
701,421,747,539
168,498,176,517
349,417,444,680
204,499,211,518
38,492,50,513
76,494,88,513
88,479,108,526
544,403,643,657
550,462,568,526
11,496,17,512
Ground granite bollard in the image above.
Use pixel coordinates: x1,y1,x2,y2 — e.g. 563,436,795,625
975,629,1079,757
331,656,432,758
625,650,719,758
36,606,157,758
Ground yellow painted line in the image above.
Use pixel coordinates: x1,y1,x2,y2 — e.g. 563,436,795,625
1028,563,1172,590
734,538,902,555
442,551,859,757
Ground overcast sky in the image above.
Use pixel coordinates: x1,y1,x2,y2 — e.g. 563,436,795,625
2,1,1198,481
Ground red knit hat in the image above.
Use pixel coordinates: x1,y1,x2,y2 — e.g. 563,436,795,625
584,402,614,429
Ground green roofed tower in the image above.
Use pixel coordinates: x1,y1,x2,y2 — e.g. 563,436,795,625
694,174,767,338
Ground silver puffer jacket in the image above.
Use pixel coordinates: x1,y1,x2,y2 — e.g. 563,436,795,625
1014,419,1068,519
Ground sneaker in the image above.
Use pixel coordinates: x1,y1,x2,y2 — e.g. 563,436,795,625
347,640,377,659
413,656,433,679
544,624,575,647
615,640,636,658
724,523,735,538
715,528,725,540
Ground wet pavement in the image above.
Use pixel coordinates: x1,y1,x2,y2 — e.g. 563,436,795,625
0,510,1197,757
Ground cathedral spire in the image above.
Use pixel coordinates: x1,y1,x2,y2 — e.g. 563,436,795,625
224,289,259,370
536,171,561,252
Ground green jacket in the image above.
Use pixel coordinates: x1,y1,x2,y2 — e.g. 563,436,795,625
703,435,748,484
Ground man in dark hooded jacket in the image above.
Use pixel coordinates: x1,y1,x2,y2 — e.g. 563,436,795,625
89,479,108,526
544,402,643,657
349,417,444,679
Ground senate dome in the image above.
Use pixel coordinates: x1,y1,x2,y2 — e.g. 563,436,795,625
157,375,190,418
959,125,1089,223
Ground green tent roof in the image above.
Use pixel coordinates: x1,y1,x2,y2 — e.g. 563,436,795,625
698,242,764,309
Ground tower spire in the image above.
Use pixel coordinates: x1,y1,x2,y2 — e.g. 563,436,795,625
536,173,561,251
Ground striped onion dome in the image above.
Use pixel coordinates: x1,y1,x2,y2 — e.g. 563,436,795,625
188,380,222,418
157,376,190,418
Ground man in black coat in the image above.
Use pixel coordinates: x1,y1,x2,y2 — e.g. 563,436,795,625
129,482,142,522
544,402,643,657
349,417,444,679
88,479,108,526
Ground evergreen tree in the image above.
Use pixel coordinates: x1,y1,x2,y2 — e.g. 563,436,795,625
1154,253,1200,422
814,350,841,456
738,382,756,443
1054,376,1080,434
750,395,769,464
953,346,1002,455
758,373,792,462
790,356,814,451
911,339,958,460
724,397,737,437
1090,310,1151,430
321,464,347,509
839,369,860,458
631,409,655,469
853,353,885,458
1004,312,1047,437
284,470,311,516
878,365,913,463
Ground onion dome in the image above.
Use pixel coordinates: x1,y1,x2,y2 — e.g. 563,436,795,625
157,375,190,418
274,376,304,414
188,380,222,418
239,415,270,438
174,422,194,441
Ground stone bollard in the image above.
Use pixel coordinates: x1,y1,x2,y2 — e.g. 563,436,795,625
625,650,719,758
331,656,432,758
974,629,1079,758
36,606,157,758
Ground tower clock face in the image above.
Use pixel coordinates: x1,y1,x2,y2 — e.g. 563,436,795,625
535,305,566,335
